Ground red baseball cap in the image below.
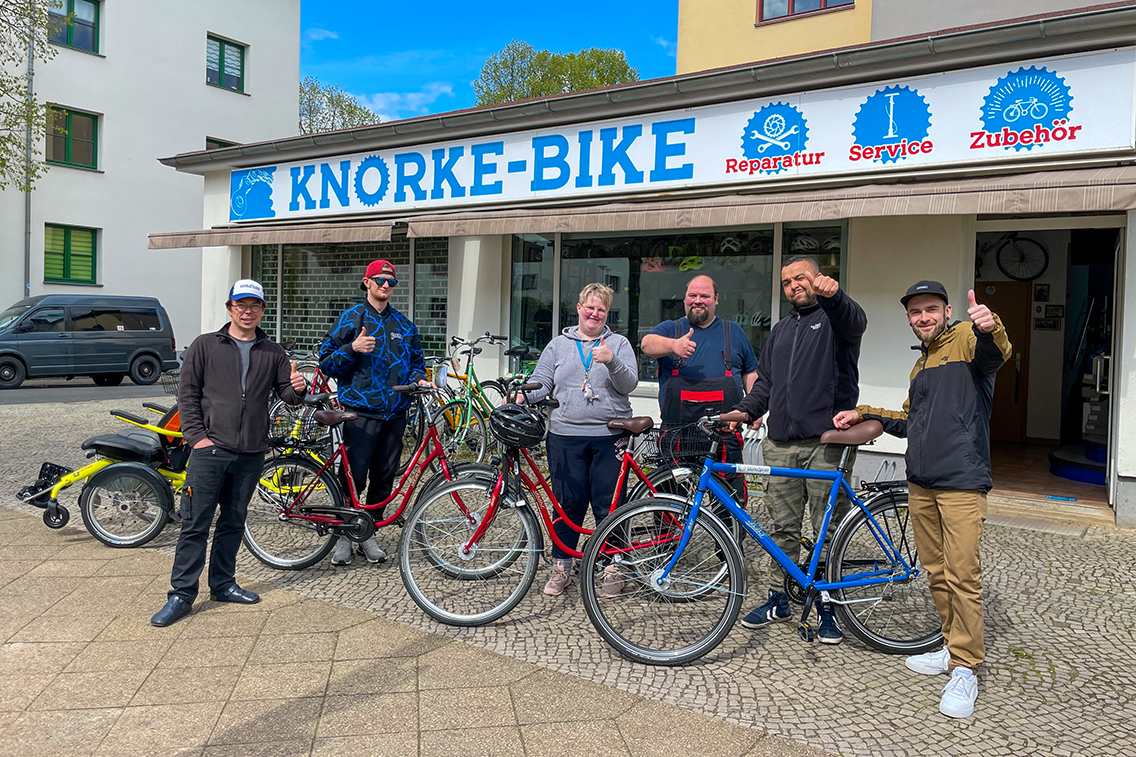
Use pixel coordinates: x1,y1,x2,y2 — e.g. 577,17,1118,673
361,259,397,290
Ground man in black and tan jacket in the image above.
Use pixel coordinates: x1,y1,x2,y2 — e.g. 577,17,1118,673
833,280,1010,720
151,280,306,627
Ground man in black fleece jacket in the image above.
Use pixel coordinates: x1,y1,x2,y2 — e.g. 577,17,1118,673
731,255,867,643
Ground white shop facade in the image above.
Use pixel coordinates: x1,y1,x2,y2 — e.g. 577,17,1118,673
153,15,1136,526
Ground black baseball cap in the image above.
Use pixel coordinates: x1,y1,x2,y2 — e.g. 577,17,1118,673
901,280,950,308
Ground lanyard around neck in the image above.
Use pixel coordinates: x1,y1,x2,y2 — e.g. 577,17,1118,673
575,339,594,372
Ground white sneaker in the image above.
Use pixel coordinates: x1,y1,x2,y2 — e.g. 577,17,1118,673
906,647,950,676
330,537,353,566
939,667,978,718
357,537,387,564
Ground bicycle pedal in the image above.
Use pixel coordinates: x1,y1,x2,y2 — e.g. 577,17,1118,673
797,622,815,643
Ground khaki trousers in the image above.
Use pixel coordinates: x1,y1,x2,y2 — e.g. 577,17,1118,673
908,482,987,672
761,437,854,592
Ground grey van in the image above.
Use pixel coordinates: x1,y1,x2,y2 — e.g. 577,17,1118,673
0,295,178,389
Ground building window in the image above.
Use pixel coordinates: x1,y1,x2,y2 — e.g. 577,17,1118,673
413,238,451,358
558,229,777,381
49,0,99,53
759,0,853,22
205,137,238,150
780,223,846,318
46,108,98,169
509,235,555,355
207,36,245,92
44,224,97,285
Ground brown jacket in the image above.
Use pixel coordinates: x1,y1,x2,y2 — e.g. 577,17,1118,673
178,324,304,453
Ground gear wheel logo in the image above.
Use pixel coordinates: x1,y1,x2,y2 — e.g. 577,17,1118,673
741,102,808,175
852,85,931,164
980,66,1073,152
353,154,390,206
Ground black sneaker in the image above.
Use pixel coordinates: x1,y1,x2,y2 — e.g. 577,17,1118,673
740,589,792,629
817,602,844,644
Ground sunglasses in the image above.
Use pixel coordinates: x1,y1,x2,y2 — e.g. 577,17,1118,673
369,276,398,288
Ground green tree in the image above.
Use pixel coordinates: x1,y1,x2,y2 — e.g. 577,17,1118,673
473,39,639,106
0,1,58,192
299,76,380,135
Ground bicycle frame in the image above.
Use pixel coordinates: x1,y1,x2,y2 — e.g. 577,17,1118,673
658,458,917,594
461,445,658,560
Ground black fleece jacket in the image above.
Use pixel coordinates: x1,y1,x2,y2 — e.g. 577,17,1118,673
734,288,867,442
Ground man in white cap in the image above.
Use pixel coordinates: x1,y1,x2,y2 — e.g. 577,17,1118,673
151,280,307,627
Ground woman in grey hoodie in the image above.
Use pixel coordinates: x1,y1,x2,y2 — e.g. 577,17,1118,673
519,283,639,597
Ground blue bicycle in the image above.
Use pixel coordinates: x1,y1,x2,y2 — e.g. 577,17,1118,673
579,412,942,665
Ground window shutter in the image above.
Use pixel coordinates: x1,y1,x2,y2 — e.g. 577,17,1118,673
44,226,67,280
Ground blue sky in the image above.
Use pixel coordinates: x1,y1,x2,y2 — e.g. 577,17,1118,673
300,0,680,123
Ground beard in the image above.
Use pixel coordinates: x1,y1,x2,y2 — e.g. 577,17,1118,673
912,317,948,344
791,290,818,308
686,304,712,326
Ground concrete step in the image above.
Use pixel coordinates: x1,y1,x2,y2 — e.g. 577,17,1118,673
988,491,1114,527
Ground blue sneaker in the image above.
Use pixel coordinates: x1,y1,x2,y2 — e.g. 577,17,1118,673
817,602,844,644
740,590,792,629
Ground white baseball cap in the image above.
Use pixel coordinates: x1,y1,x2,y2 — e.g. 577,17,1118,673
229,279,265,303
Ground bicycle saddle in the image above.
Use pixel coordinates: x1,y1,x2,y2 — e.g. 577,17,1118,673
82,429,164,465
607,417,654,435
313,409,358,426
303,393,332,406
504,344,531,358
819,420,883,446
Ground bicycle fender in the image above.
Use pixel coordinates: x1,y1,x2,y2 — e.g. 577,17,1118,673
83,461,175,513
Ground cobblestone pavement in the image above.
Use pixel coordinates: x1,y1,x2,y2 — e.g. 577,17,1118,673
3,399,1135,757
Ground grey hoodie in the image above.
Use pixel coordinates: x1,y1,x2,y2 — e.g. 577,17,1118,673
524,326,639,436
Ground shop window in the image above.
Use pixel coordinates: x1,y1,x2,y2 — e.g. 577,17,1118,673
759,0,853,23
780,223,845,319
44,224,97,285
560,230,776,382
205,137,238,150
49,0,99,53
414,238,450,357
46,108,98,169
509,235,555,356
207,36,245,92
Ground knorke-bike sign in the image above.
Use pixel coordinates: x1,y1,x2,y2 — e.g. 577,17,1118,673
229,49,1136,223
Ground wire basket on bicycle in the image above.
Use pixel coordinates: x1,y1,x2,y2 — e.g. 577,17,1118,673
638,422,716,466
160,371,180,396
267,405,328,448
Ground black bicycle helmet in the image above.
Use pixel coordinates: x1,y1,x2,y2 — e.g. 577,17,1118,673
489,404,547,449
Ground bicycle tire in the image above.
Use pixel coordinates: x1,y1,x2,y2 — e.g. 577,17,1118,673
399,478,540,626
580,498,745,666
629,465,746,552
826,492,943,654
430,400,488,465
478,379,508,410
78,464,172,548
995,236,1049,281
243,455,339,570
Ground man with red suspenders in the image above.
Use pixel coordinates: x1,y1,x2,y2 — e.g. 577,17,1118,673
641,275,759,501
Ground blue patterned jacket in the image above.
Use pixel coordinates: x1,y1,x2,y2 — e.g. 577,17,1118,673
318,302,426,419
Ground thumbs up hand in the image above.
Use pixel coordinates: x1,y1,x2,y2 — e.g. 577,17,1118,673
803,269,839,298
352,326,376,354
967,290,996,333
289,360,307,392
672,328,697,359
592,335,614,364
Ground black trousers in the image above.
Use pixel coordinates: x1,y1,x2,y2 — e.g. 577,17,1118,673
169,447,264,603
546,432,625,559
342,413,407,516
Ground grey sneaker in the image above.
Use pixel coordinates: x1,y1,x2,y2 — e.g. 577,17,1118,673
357,536,386,564
330,537,353,566
543,560,572,596
599,565,624,598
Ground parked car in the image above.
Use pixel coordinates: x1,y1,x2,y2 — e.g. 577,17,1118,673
0,295,178,389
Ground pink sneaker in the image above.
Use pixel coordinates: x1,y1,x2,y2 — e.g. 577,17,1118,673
543,561,572,596
599,565,624,598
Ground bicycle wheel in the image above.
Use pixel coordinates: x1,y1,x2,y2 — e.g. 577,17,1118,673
243,455,338,570
580,498,745,666
416,461,499,505
78,465,171,548
629,464,746,550
430,400,488,465
995,236,1049,281
826,492,943,654
479,379,508,409
399,478,540,626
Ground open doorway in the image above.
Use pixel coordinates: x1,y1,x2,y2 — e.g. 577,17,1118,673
975,224,1118,515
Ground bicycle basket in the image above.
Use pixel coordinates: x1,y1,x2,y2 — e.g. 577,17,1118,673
268,405,328,446
160,371,180,396
641,423,717,465
432,361,449,389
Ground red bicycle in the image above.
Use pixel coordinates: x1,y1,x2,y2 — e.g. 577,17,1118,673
397,383,677,626
243,385,493,570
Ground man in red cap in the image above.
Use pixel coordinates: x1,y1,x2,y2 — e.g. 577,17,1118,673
318,259,428,565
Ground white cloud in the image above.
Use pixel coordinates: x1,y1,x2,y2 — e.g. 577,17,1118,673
653,36,677,57
303,28,339,46
355,82,456,122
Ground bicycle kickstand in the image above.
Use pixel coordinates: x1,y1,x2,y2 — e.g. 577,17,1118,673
798,587,819,643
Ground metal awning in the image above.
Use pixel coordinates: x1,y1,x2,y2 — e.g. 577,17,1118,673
405,166,1136,237
147,220,393,249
